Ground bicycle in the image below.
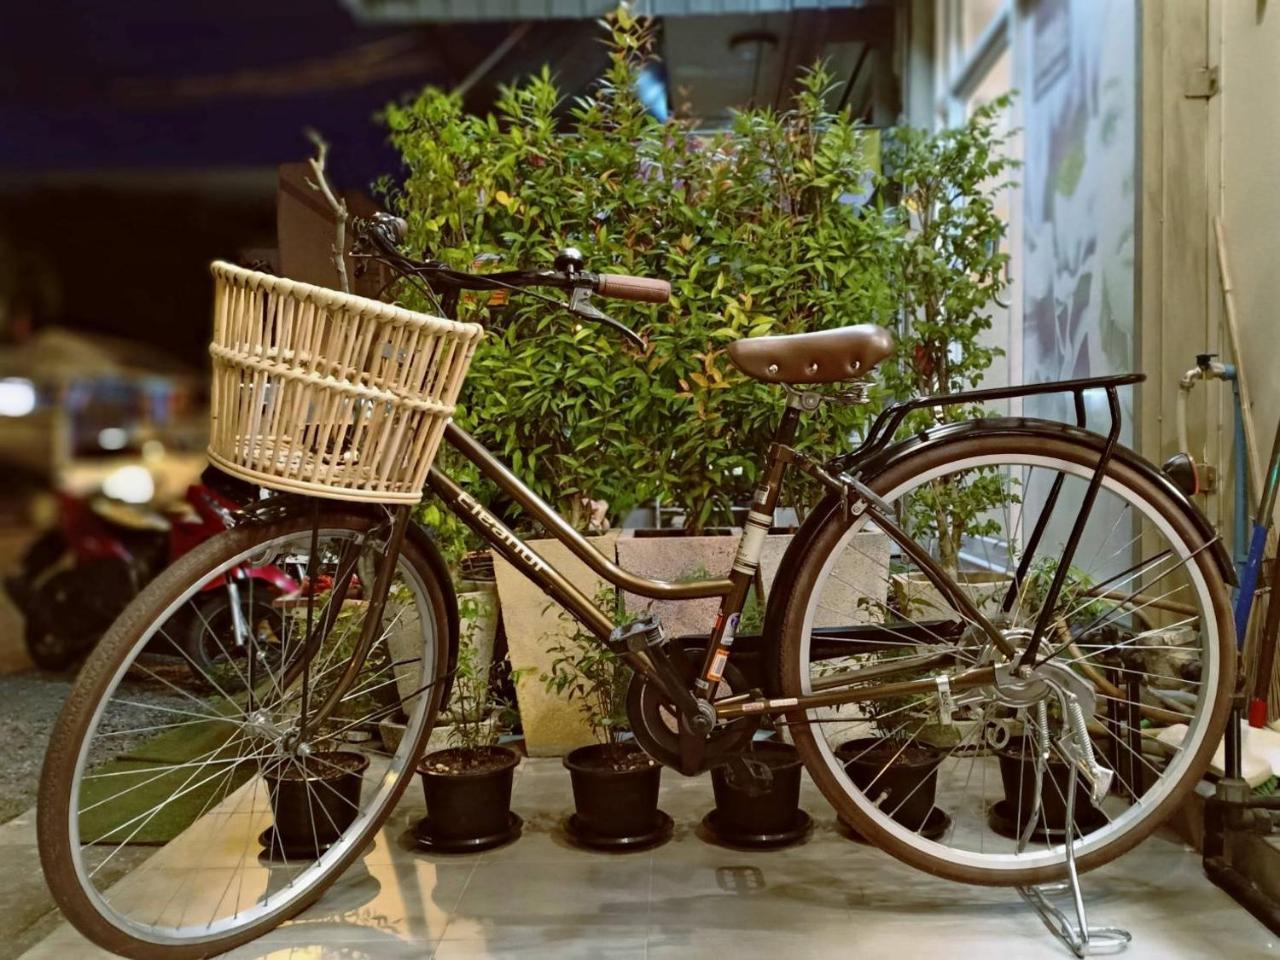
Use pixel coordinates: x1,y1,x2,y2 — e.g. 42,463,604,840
37,213,1237,958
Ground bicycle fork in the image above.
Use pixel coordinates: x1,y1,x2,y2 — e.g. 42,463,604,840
271,504,412,752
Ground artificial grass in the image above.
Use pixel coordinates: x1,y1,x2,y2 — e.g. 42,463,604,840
78,716,255,846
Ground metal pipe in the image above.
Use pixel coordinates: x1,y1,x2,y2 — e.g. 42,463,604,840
1176,365,1203,462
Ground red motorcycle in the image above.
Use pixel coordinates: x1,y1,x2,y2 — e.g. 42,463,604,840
5,471,297,671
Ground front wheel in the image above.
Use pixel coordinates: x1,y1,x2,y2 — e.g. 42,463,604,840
38,509,451,959
773,432,1234,886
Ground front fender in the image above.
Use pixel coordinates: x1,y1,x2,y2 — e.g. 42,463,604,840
199,565,299,595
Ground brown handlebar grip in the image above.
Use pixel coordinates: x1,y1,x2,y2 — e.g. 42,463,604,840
595,274,671,304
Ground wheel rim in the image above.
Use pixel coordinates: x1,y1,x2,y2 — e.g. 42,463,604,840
794,451,1222,875
63,524,440,946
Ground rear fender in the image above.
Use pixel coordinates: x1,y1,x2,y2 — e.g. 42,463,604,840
831,417,1234,587
759,417,1236,693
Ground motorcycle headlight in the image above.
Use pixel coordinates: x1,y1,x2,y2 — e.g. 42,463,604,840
0,378,36,417
102,465,155,505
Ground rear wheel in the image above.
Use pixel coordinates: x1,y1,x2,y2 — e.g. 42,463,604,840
774,432,1234,886
38,509,450,958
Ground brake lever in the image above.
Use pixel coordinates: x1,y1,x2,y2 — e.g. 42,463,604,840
567,287,646,351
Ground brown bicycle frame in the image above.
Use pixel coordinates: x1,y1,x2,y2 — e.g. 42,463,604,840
424,408,1007,721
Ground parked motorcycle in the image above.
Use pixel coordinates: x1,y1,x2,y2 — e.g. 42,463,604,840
4,469,297,671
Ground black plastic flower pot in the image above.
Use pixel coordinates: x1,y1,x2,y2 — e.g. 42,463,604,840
263,750,369,859
990,735,1106,840
563,742,670,850
705,740,810,848
414,745,521,853
836,737,943,833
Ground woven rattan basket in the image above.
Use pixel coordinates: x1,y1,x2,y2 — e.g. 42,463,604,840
207,261,484,504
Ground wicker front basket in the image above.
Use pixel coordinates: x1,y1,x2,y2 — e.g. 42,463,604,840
207,261,484,504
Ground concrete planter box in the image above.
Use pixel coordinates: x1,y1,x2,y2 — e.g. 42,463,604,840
758,528,891,627
387,581,499,708
619,525,892,636
890,570,1012,622
379,713,499,756
616,528,741,639
492,533,618,757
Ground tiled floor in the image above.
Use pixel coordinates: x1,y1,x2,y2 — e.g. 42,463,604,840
18,758,1279,959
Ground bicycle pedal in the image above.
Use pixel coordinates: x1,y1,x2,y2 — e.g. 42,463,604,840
722,754,774,796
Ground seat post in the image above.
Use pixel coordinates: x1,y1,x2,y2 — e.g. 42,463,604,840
754,394,805,521
774,392,805,446
691,392,806,696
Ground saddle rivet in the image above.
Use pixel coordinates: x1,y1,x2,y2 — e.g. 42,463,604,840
767,363,779,375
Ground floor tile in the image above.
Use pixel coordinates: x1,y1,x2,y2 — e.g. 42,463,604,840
433,927,646,959
222,940,439,960
16,758,1280,960
443,858,651,939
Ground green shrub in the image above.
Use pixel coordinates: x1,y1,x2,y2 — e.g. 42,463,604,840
381,11,894,534
382,10,1012,546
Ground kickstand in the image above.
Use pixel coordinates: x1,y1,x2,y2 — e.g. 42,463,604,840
1015,764,1132,957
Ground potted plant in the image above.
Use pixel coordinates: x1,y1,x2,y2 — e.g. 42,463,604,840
541,603,670,850
875,94,1017,594
703,737,810,849
262,751,369,859
835,725,948,841
413,639,522,852
987,561,1113,839
381,12,1015,749
831,644,952,842
382,579,501,754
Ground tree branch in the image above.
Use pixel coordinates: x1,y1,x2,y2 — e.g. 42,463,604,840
304,129,350,293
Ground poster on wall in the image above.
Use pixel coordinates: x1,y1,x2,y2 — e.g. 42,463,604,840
1022,0,1137,434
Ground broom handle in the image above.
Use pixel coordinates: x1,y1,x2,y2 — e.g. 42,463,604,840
1215,217,1264,510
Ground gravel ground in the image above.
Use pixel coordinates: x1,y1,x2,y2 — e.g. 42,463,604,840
0,669,193,824
0,672,76,822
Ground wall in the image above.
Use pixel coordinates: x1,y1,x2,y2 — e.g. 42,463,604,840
1019,0,1138,434
1218,1,1280,486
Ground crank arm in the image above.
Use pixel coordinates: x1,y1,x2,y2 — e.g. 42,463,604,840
611,619,714,733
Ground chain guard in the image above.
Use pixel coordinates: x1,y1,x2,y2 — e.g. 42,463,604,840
626,644,758,773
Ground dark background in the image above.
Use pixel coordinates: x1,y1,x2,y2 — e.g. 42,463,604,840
0,0,896,366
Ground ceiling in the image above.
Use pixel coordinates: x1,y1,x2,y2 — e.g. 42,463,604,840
0,0,895,186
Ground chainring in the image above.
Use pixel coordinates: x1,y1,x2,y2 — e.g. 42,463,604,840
626,643,758,772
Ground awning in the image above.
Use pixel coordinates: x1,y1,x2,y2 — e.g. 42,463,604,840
342,0,871,23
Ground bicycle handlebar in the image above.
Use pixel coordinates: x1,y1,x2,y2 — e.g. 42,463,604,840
355,213,663,345
595,273,671,304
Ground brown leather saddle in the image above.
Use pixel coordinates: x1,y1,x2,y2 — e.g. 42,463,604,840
726,323,895,385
